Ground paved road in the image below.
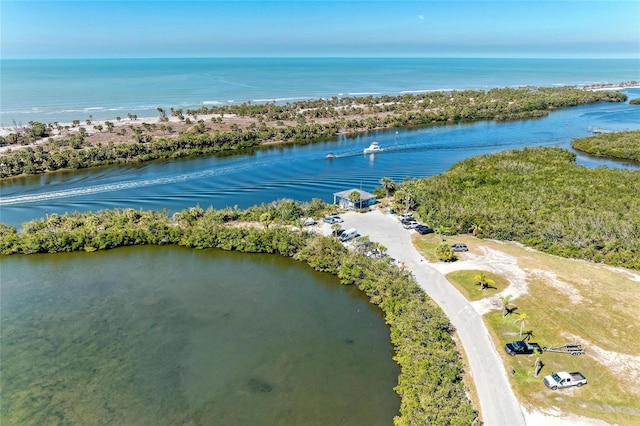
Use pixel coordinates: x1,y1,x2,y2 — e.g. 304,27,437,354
338,209,526,426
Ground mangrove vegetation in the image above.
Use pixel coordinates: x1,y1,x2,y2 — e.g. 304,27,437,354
397,147,640,270
572,129,640,163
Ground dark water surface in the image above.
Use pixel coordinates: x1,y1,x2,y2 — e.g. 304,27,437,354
1,89,639,229
0,245,400,425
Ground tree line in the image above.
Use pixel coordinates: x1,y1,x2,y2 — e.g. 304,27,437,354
0,200,478,425
572,130,640,163
395,147,640,270
0,86,626,178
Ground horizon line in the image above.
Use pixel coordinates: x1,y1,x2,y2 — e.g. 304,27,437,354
2,55,638,61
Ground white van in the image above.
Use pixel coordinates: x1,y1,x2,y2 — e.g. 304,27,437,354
339,228,358,242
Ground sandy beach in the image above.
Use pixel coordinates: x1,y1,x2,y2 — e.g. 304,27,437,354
2,82,638,145
0,112,256,152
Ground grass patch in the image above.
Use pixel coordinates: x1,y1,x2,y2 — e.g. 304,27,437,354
411,233,446,262
487,306,638,425
445,270,509,301
443,237,640,425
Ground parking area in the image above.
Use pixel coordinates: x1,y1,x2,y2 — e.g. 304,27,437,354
318,208,526,426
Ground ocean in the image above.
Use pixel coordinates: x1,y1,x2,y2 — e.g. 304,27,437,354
1,57,639,127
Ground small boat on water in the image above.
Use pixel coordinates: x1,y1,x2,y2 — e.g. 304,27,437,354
326,153,336,159
363,141,382,154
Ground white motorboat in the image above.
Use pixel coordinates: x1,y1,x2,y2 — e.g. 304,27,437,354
363,141,382,154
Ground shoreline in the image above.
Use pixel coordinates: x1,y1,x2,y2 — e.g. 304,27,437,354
2,83,638,139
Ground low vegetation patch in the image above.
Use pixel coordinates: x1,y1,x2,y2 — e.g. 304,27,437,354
572,129,640,163
445,270,509,301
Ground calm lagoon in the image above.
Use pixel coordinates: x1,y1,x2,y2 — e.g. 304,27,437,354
1,245,400,424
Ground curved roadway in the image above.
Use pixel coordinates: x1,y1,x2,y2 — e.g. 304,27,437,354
337,209,526,426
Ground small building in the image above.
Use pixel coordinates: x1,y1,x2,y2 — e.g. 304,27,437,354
333,189,377,210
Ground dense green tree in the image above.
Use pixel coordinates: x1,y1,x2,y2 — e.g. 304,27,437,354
398,147,640,270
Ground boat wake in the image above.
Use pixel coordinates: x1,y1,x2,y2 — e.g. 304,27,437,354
0,161,266,206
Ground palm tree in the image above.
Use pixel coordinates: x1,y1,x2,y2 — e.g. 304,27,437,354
533,348,544,377
474,272,495,290
380,177,396,198
499,294,516,317
348,190,361,209
372,242,387,258
514,313,528,340
469,222,485,237
403,189,414,213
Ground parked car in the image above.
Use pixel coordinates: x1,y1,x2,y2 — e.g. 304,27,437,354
301,217,317,226
339,228,359,242
504,340,543,356
322,215,343,224
415,225,434,235
398,213,414,222
402,220,418,229
451,243,468,252
543,371,587,390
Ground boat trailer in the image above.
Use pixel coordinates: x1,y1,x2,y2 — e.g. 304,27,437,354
542,343,585,355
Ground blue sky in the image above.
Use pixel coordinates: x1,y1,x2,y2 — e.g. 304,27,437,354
1,1,639,58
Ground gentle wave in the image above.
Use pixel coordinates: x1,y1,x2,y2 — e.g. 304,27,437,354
401,88,456,94
252,96,310,103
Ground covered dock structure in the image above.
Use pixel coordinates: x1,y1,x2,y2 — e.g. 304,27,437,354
333,189,377,210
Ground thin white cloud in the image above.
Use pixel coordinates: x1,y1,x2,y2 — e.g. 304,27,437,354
418,15,424,20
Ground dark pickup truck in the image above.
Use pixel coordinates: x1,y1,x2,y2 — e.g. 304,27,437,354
504,340,543,356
